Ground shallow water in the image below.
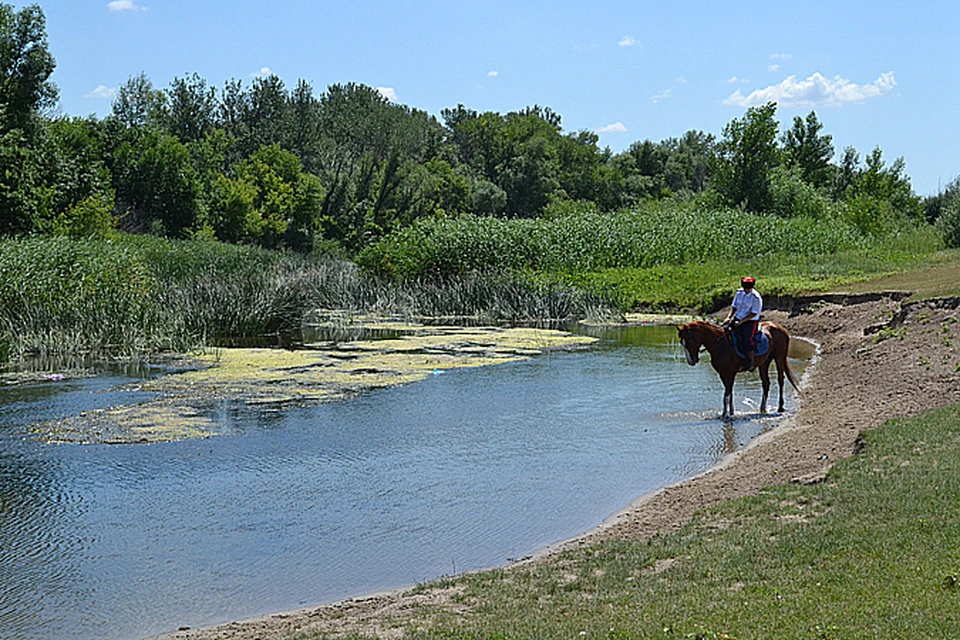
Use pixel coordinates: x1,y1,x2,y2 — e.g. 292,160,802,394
0,326,803,640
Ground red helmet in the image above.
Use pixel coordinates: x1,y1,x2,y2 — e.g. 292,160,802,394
741,276,756,288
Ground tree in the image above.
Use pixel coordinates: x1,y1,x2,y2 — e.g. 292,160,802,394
162,72,217,143
0,130,47,234
781,111,834,189
713,102,780,212
109,128,202,237
246,75,290,152
840,146,923,235
287,79,322,173
112,72,165,128
40,116,116,234
208,144,323,250
831,146,860,200
0,3,57,136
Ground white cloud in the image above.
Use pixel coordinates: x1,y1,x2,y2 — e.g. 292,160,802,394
377,87,398,102
725,76,748,84
85,85,116,99
770,53,792,61
618,36,641,47
487,70,498,78
106,0,146,11
651,89,672,103
250,66,273,78
595,122,627,134
768,64,780,72
724,71,897,108
651,77,687,103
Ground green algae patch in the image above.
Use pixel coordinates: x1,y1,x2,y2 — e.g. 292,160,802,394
32,398,217,445
151,325,597,406
35,323,596,445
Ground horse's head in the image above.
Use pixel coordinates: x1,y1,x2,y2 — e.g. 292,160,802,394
677,323,701,366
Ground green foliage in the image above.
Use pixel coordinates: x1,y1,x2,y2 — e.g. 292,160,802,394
112,72,166,129
713,101,781,211
0,129,50,234
0,3,57,136
781,110,834,188
768,165,831,219
0,9,936,266
0,234,616,360
442,104,618,217
842,147,923,228
52,192,115,238
110,128,203,237
937,196,960,248
162,72,218,143
358,203,864,279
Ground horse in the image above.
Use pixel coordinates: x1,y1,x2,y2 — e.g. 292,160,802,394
677,320,801,420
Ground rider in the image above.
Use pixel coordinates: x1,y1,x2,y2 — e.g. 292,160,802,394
723,276,762,370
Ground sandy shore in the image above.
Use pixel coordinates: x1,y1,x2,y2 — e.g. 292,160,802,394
157,296,960,640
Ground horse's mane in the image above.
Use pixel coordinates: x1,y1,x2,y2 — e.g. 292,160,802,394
684,320,724,334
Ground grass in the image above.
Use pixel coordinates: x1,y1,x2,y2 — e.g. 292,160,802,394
0,235,615,363
358,203,956,312
357,204,867,278
370,405,960,639
556,228,958,312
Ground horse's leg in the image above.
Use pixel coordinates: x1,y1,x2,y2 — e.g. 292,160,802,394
722,374,735,420
776,353,787,412
758,361,771,413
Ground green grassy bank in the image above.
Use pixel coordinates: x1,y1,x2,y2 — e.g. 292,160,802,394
360,405,960,640
358,204,955,311
2,204,958,363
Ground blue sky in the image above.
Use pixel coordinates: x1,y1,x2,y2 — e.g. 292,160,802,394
38,1,960,195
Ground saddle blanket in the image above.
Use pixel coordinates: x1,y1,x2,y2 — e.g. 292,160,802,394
733,327,770,359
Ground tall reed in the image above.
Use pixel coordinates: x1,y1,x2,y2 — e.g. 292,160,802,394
0,235,614,363
358,204,867,278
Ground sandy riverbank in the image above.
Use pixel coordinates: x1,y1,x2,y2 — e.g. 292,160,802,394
157,296,960,640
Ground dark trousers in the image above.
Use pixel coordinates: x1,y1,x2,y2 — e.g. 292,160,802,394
734,320,758,353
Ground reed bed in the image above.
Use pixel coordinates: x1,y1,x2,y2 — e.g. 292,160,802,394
358,204,867,278
0,235,612,363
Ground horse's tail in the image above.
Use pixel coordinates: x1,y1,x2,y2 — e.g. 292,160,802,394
783,354,802,394
781,331,802,395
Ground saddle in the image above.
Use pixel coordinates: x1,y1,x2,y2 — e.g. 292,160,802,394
732,326,770,360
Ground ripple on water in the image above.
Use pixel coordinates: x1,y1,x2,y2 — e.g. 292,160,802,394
0,331,808,640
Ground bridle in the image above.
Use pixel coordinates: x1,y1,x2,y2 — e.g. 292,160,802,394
680,323,731,364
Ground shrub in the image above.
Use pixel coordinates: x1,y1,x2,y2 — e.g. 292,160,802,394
51,192,116,238
768,165,830,219
937,197,960,248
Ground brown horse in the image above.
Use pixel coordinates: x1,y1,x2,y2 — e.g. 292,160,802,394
677,320,801,420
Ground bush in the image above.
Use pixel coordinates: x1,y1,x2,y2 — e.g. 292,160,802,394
937,197,960,248
51,192,116,238
768,165,830,219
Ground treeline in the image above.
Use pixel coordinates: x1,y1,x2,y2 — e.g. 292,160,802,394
2,3,959,258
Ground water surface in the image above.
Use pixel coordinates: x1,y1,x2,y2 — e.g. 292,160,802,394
0,326,802,639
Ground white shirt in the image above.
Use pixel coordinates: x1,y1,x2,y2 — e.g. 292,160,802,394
732,288,762,321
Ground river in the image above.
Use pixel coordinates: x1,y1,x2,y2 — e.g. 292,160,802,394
0,325,804,639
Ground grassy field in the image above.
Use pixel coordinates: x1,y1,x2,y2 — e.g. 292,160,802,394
359,204,957,312
359,405,960,640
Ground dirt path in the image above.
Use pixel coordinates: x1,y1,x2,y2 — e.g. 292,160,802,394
158,297,960,640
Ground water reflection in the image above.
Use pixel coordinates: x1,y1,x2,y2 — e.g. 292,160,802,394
0,326,806,640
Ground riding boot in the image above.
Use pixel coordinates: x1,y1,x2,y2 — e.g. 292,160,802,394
747,351,756,371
